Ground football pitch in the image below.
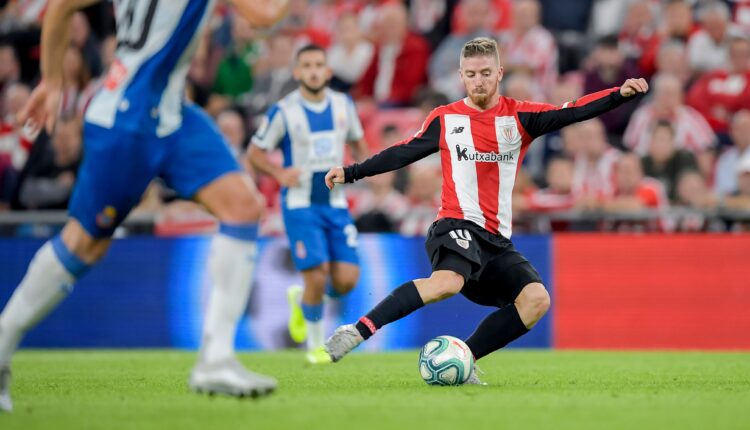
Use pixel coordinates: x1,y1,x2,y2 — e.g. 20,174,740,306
1,350,748,430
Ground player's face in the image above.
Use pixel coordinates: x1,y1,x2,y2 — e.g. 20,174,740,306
459,55,502,107
294,50,331,94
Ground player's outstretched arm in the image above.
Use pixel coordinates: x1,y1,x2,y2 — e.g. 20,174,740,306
17,0,101,133
230,0,289,28
327,113,442,189
518,78,649,138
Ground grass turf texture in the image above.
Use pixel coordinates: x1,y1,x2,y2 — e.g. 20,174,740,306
1,350,748,430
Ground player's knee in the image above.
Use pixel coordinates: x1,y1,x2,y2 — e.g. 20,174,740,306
216,192,263,224
61,221,111,264
518,283,550,320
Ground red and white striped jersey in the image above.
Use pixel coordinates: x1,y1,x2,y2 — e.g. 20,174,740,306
344,87,634,237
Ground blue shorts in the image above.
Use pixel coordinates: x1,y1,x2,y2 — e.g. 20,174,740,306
282,205,359,271
69,105,240,238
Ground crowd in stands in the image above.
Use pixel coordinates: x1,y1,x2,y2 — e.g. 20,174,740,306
2,0,750,234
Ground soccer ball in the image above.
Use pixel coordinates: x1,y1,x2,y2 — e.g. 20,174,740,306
418,335,474,386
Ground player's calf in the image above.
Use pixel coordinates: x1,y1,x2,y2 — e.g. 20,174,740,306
514,282,550,329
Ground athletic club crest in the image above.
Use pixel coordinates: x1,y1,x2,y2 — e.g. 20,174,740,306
500,124,518,145
495,116,520,148
449,229,472,250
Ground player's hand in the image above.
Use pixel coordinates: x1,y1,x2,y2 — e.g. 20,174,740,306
620,78,649,97
275,167,301,187
17,80,62,136
325,167,345,190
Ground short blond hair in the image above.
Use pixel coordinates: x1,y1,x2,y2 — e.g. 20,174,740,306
460,37,500,66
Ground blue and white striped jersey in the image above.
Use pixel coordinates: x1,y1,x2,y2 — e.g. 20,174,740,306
252,89,364,209
85,0,216,137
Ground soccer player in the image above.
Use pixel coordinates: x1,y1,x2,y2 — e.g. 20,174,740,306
0,0,288,412
323,37,648,383
249,44,367,364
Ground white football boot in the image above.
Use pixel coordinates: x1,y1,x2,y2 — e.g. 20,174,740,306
0,365,11,412
189,358,277,398
324,324,364,362
465,363,488,386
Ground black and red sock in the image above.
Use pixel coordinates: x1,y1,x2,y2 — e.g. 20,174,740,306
355,281,424,340
465,304,529,360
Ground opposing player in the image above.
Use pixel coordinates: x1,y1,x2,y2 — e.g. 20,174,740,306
324,37,648,382
249,44,367,364
0,0,288,412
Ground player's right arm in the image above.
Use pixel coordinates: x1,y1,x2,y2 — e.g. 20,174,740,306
17,0,101,133
248,105,301,187
230,0,289,28
325,110,441,189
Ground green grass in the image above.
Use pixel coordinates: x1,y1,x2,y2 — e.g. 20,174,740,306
1,350,749,430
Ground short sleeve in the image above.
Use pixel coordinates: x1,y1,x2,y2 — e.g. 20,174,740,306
251,104,286,150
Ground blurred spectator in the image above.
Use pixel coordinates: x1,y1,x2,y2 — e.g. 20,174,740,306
247,33,297,121
617,0,657,61
356,2,430,107
429,0,494,100
604,153,667,213
410,0,460,49
572,119,620,201
281,0,331,47
714,110,750,196
722,153,750,211
351,170,409,232
675,170,718,209
525,157,578,212
211,16,261,105
0,43,20,101
583,35,640,137
15,117,82,210
60,45,93,117
498,0,558,95
0,82,32,170
687,36,750,134
400,165,441,236
687,1,743,73
640,0,697,77
70,12,102,79
328,12,374,93
654,40,692,88
624,74,716,154
539,0,593,33
216,109,248,160
451,0,511,34
641,120,699,201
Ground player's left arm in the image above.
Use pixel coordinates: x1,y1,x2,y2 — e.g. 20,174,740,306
518,78,649,139
230,0,288,28
17,0,101,133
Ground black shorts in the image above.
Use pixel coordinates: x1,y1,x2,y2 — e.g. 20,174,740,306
425,218,543,308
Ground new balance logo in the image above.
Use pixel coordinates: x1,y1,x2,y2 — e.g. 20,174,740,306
451,126,465,134
449,229,472,250
455,145,515,163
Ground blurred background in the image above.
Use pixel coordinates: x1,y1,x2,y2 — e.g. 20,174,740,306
0,0,748,351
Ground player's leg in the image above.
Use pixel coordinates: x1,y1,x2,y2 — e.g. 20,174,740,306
162,105,273,396
0,122,158,412
325,219,473,362
282,207,332,361
326,208,360,298
328,262,359,298
463,263,550,362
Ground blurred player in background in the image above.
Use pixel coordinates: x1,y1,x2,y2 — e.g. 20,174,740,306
0,0,288,412
249,44,368,364
324,37,648,383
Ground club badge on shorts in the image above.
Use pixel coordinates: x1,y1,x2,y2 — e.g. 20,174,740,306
449,229,472,250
